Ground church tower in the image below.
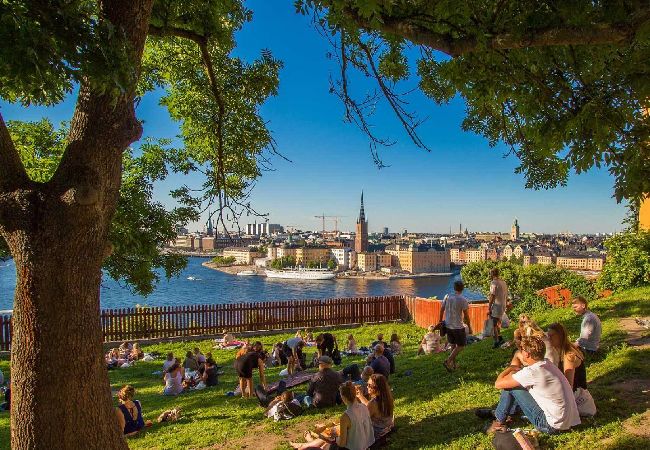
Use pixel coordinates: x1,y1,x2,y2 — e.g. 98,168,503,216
511,218,520,241
355,192,368,253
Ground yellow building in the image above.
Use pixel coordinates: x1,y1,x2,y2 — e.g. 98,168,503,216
640,196,650,231
295,247,331,265
385,244,451,274
223,247,264,264
556,255,605,271
357,252,378,272
466,248,487,263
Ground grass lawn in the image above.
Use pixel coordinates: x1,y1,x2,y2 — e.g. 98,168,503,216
1,287,649,449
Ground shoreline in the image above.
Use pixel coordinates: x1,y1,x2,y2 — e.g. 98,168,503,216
202,261,259,275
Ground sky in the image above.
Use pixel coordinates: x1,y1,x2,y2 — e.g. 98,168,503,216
0,1,627,235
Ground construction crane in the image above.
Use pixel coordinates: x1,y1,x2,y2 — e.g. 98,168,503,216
314,214,346,233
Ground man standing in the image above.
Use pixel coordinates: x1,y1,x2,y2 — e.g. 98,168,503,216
440,280,472,372
572,296,602,355
487,335,580,434
488,268,508,348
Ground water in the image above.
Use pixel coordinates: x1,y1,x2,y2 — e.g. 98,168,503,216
0,257,483,310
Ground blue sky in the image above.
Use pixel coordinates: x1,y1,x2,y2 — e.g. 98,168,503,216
0,0,626,234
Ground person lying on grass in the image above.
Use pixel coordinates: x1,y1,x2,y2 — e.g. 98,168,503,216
290,381,374,450
486,335,580,434
115,385,152,436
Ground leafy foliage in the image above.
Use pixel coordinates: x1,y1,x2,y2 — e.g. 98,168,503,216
3,119,197,295
598,231,650,291
269,256,297,269
461,260,596,316
211,255,236,265
298,0,650,202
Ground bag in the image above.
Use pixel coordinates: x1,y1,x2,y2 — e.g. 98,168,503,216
272,400,303,421
482,318,494,339
574,387,597,417
501,313,511,329
332,343,342,366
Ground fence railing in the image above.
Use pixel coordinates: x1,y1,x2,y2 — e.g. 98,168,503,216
0,295,493,351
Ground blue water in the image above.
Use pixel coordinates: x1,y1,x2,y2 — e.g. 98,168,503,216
0,257,483,310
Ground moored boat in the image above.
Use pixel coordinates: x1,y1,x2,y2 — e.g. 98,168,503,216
265,267,335,280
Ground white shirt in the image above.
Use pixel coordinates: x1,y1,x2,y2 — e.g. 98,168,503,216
512,359,581,430
442,293,469,330
422,332,440,353
489,278,509,316
162,360,175,372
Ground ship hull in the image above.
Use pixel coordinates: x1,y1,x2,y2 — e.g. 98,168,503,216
265,269,336,280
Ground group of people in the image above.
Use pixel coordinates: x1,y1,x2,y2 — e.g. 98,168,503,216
162,347,219,395
105,341,144,368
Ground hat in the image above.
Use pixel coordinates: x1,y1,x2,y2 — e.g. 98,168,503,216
318,355,334,365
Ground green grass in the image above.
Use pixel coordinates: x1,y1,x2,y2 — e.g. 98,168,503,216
1,287,649,449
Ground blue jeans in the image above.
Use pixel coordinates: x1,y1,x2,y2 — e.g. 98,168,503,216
494,388,559,434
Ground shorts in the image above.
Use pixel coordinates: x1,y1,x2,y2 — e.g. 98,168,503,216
490,303,505,319
447,328,467,346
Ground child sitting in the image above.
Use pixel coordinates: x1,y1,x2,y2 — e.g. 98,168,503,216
390,333,402,354
346,334,359,354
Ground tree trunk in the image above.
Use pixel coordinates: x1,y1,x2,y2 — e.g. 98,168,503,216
10,212,127,449
0,1,154,448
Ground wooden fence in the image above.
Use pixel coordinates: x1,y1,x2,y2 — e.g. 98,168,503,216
0,315,11,351
0,295,494,351
403,296,490,334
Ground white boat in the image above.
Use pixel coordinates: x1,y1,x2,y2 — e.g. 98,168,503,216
265,268,336,280
236,270,258,276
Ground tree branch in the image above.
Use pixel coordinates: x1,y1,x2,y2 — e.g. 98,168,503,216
148,24,208,45
344,8,648,56
0,112,29,192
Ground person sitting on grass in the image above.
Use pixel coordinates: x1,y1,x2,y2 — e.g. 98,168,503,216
547,323,587,391
347,334,358,354
510,317,558,368
417,325,441,355
129,343,143,361
389,333,402,355
440,280,472,372
371,333,385,349
162,352,175,372
303,355,344,408
264,390,304,421
163,361,185,396
201,357,219,387
290,381,374,450
356,374,395,443
183,351,199,372
234,342,267,398
572,296,602,356
354,366,374,397
486,335,580,434
194,347,207,367
115,385,152,436
367,344,391,379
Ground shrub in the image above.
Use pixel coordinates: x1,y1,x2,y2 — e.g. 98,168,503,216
597,231,650,291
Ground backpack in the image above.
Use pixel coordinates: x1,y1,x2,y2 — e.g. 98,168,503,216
332,343,342,366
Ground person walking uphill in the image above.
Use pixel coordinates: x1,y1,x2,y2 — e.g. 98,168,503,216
488,268,508,348
440,280,472,372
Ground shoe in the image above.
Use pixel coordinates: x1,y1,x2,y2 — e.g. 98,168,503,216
475,408,495,419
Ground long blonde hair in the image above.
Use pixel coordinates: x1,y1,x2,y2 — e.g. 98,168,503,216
547,322,583,362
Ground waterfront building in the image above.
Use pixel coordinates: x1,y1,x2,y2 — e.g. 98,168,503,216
377,253,392,268
357,252,377,272
466,247,487,263
331,247,353,269
171,234,195,250
511,218,520,240
355,192,369,253
295,247,331,265
223,247,265,264
450,247,462,264
556,254,605,271
385,243,451,274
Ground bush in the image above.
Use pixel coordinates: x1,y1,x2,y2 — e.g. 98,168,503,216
598,230,650,291
509,290,552,318
211,255,236,265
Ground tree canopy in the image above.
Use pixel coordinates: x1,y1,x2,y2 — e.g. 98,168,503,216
297,0,650,202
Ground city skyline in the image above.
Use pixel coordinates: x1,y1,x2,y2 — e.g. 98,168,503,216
0,0,627,235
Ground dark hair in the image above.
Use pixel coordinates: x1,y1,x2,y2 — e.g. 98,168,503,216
453,280,464,292
490,268,500,277
390,333,399,343
253,341,263,352
206,358,216,366
339,381,357,403
168,362,180,373
369,374,394,418
186,351,193,358
166,352,174,360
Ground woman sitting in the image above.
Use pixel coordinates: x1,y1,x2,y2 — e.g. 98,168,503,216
129,343,144,361
115,385,152,436
183,351,199,372
547,322,587,391
202,357,219,387
106,348,125,368
417,325,441,355
389,333,401,355
356,374,394,442
290,381,374,450
163,362,185,396
347,334,359,354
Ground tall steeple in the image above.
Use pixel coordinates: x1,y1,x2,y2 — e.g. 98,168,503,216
355,191,368,253
358,191,366,223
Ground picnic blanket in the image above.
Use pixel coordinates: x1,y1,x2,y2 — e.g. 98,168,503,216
233,370,315,396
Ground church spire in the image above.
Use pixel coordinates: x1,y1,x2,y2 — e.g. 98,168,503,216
358,191,366,223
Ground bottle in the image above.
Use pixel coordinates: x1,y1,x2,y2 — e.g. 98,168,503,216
512,428,535,450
